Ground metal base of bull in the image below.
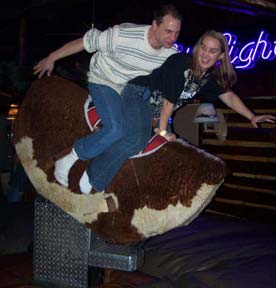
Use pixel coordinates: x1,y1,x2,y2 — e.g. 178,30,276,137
33,196,144,288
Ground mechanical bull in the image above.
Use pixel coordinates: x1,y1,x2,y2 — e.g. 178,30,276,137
13,75,228,244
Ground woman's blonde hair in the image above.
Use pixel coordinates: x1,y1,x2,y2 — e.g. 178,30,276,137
192,30,237,91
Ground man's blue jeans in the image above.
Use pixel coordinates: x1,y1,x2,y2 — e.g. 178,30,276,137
85,84,153,192
74,83,126,160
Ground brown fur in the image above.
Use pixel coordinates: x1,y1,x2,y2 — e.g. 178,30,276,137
13,76,229,244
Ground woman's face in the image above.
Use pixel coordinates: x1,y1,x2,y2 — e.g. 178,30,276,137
198,36,224,72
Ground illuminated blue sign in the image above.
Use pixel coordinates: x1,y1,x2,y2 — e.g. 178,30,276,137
175,30,276,70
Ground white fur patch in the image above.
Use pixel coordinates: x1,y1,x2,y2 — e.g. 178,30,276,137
131,181,223,238
15,136,118,223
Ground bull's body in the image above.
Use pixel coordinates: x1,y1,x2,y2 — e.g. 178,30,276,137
14,76,228,244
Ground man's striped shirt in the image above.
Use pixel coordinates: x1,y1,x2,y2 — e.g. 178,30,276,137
83,23,177,93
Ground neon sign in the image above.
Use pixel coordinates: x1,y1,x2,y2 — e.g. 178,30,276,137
175,30,276,70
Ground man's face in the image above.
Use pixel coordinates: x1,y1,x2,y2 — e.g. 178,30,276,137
152,14,181,49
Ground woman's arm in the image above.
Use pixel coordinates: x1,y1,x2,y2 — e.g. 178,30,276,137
154,98,176,141
33,38,84,78
159,98,174,131
219,91,276,128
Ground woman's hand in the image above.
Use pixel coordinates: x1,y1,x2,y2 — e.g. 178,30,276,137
250,114,276,128
164,132,176,141
154,128,176,142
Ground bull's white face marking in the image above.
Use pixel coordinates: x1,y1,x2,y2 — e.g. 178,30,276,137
131,181,223,238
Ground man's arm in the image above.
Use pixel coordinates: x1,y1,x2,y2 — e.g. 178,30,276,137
33,38,84,78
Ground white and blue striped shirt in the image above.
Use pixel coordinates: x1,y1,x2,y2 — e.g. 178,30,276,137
83,23,177,93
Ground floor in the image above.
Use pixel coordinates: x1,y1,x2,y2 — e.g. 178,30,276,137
0,199,156,288
2,192,276,287
4,178,275,288
0,252,156,288
0,252,34,288
0,197,35,288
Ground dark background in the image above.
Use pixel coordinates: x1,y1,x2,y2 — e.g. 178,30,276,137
0,0,276,98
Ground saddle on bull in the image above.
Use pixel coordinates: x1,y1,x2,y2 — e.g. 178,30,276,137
13,75,228,245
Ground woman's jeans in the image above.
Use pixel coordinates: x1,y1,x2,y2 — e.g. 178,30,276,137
75,83,153,192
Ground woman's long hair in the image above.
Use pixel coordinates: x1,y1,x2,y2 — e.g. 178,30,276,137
192,30,237,91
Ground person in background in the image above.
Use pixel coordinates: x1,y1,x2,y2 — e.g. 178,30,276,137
0,105,11,198
33,4,182,194
0,105,28,202
78,30,276,193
